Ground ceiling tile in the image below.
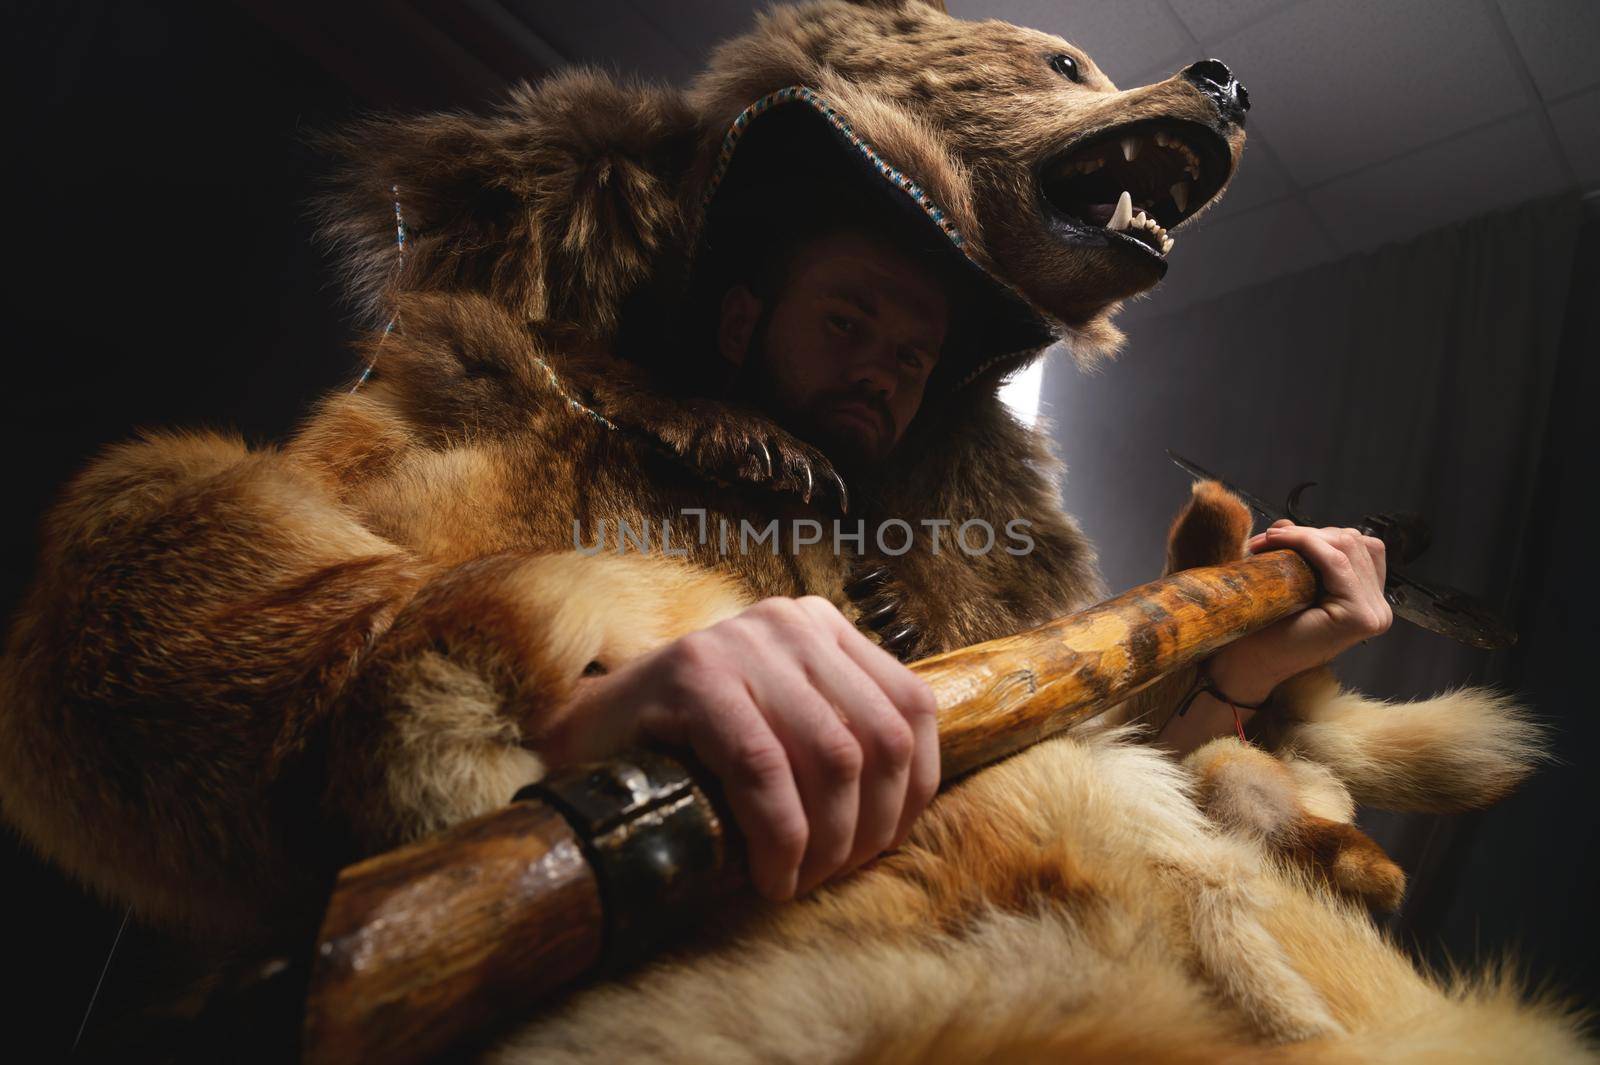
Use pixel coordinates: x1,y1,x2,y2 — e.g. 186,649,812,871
1128,197,1337,315
1124,58,1194,92
1166,0,1301,45
1306,111,1568,254
1210,0,1532,185
953,0,1193,87
1494,0,1600,101
1549,84,1600,186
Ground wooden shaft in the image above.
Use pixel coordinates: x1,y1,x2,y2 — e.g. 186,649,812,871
302,549,1317,1064
921,548,1318,777
302,800,604,1065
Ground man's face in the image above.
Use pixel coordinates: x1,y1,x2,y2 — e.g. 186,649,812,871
719,229,948,467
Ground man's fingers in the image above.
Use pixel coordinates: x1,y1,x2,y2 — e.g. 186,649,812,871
1331,528,1391,633
798,597,940,854
839,636,938,851
637,680,809,902
1363,534,1388,588
797,596,938,746
1257,525,1391,637
732,600,868,893
1335,527,1381,590
804,653,915,870
1258,525,1359,597
888,678,939,850
634,596,943,901
756,682,863,895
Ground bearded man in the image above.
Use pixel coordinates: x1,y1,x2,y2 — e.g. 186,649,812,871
0,46,1389,946
543,189,1394,903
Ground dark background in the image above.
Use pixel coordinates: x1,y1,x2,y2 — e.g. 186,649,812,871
7,0,485,1051
6,0,1597,1054
1049,190,1600,1012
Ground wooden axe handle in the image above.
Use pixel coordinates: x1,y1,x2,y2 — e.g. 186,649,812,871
926,548,1316,777
302,550,1317,1064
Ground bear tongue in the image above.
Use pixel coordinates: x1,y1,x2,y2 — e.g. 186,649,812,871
1079,190,1133,230
1081,202,1116,226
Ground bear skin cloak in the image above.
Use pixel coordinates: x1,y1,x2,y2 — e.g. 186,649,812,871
0,1,1581,1060
1,0,1170,939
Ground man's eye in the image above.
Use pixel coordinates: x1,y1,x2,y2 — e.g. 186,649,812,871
826,314,858,336
898,348,927,371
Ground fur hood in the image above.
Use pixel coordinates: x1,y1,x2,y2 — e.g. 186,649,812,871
314,0,1247,506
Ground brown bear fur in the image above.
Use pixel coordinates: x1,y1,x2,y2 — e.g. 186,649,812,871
0,0,1577,1058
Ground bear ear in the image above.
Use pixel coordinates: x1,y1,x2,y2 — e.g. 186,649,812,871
843,0,949,13
312,71,696,339
312,109,525,329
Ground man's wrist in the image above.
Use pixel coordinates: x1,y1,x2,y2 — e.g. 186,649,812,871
1206,642,1290,707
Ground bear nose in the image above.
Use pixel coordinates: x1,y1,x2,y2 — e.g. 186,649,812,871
1183,59,1249,128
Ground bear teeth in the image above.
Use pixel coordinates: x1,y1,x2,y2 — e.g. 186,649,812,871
1109,194,1176,255
1107,191,1133,231
1098,132,1202,178
1044,124,1216,254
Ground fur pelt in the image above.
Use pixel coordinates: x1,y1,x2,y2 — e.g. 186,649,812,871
488,729,1589,1063
0,0,1582,1058
481,485,1573,1063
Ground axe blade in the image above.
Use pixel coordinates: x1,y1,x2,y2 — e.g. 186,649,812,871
1387,570,1518,651
1165,449,1290,527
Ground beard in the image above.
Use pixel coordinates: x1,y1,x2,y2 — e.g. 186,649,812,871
727,311,896,477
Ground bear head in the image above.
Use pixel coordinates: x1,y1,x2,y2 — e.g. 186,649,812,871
318,0,1247,395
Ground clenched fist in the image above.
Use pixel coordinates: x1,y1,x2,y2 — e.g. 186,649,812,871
1162,520,1394,755
1237,519,1395,671
542,596,940,901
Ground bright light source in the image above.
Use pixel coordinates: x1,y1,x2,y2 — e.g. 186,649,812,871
999,356,1045,426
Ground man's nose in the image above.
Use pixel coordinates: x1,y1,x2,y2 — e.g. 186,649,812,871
851,349,898,394
1182,59,1249,129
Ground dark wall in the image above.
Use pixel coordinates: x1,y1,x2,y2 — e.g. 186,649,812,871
7,0,364,1051
7,4,552,1050
7,0,358,615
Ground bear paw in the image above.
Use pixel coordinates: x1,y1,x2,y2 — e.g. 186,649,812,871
584,377,850,512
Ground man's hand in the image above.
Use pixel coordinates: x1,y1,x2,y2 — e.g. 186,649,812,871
1161,521,1392,754
543,596,940,902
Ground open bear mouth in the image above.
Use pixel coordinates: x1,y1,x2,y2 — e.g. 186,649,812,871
1039,118,1232,261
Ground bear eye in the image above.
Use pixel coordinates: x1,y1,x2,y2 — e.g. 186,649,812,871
1049,53,1082,83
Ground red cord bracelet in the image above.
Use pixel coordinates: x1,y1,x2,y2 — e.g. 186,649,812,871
1174,663,1266,743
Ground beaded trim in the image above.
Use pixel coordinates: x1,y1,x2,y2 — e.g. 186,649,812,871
358,87,1050,419
350,184,408,392
348,185,620,430
701,86,1054,390
529,356,620,431
702,85,965,249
